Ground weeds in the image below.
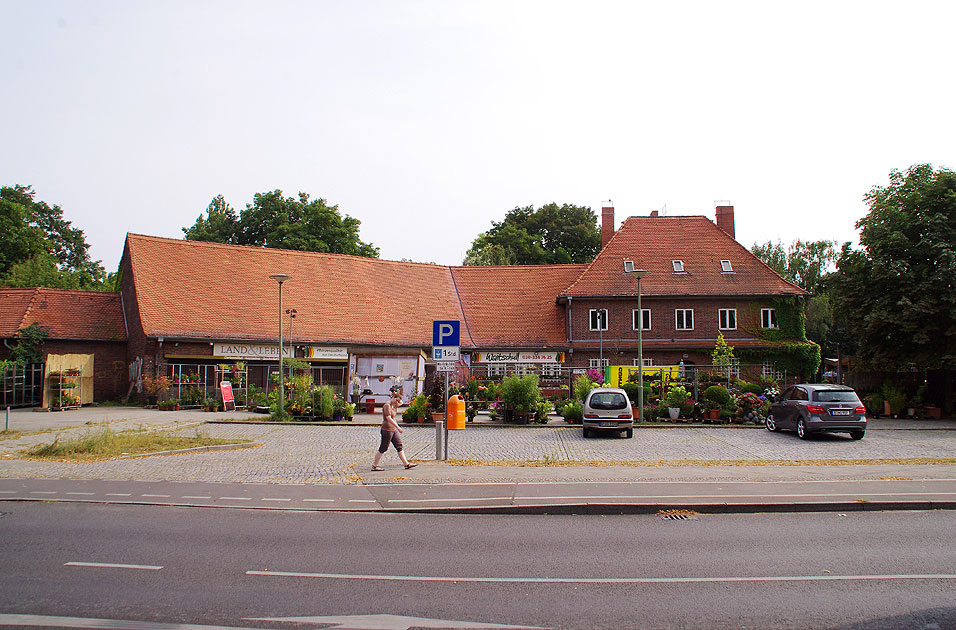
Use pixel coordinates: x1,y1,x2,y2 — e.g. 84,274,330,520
23,425,249,462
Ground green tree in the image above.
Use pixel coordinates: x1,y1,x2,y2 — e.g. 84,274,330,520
183,190,379,257
751,239,838,296
832,164,956,369
0,185,109,290
463,203,601,265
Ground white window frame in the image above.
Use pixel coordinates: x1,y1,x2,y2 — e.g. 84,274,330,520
487,363,506,377
675,309,694,330
589,358,609,369
539,363,561,378
672,260,685,273
761,308,779,329
589,308,608,331
632,308,651,331
514,363,534,376
633,358,654,367
720,260,734,273
718,308,737,330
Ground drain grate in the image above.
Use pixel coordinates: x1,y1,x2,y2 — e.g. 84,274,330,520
658,509,698,521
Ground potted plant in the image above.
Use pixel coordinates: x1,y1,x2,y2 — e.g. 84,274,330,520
465,404,477,422
343,402,355,421
501,374,541,424
702,385,731,421
403,394,429,423
663,385,690,420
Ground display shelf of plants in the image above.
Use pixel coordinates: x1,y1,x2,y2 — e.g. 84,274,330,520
47,368,81,411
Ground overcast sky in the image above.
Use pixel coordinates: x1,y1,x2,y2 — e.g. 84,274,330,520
3,0,954,272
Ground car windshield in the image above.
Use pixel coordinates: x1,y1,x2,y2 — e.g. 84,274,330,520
589,393,628,410
813,390,860,403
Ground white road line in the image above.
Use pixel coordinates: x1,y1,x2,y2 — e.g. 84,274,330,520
0,491,17,494
105,493,131,497
65,562,163,571
348,500,377,503
262,498,292,502
182,496,212,500
65,492,96,496
247,570,956,584
303,498,334,503
0,613,257,629
389,497,514,504
29,491,56,495
141,494,170,498
220,497,252,501
517,492,956,501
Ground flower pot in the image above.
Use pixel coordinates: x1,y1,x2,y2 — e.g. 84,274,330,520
365,400,375,414
707,409,720,420
431,412,445,424
333,415,343,422
417,416,425,424
924,405,942,419
668,407,680,420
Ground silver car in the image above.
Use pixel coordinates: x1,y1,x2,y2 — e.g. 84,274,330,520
767,384,867,440
583,388,634,438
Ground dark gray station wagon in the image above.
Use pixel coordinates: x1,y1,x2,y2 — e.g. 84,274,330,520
767,384,867,440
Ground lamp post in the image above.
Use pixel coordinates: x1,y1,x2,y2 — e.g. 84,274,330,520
625,267,648,424
286,308,297,357
270,274,291,417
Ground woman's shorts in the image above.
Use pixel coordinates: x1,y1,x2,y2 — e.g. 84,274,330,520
378,430,403,453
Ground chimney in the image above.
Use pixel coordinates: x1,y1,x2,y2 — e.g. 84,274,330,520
601,202,615,248
715,202,735,239
650,210,658,217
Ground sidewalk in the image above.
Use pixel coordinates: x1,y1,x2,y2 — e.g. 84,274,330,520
2,405,956,514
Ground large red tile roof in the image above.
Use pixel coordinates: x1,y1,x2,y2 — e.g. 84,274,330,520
125,234,469,347
452,265,586,347
563,215,806,298
0,288,126,340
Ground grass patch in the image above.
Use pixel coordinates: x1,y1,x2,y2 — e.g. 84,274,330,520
23,425,251,462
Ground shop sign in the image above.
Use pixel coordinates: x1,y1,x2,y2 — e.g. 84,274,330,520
473,351,565,363
304,346,349,360
214,343,292,360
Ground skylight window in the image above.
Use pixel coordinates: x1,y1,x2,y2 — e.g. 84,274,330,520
720,260,733,272
672,260,685,273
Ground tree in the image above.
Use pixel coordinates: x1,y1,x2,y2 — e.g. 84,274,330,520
183,190,379,257
463,203,601,265
832,164,956,369
751,239,838,296
0,185,109,290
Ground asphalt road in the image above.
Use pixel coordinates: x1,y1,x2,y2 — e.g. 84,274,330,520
1,502,955,630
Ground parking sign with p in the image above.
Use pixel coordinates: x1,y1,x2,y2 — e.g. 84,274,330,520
432,320,460,348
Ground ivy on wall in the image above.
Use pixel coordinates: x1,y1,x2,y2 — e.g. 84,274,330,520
738,298,817,378
743,297,807,343
738,343,821,380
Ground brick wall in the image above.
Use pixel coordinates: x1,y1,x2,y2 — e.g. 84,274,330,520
41,340,128,401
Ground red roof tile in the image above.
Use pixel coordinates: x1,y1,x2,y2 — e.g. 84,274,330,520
0,288,126,340
124,234,468,346
452,265,586,348
563,216,806,297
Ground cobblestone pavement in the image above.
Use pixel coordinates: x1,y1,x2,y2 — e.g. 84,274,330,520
2,419,956,485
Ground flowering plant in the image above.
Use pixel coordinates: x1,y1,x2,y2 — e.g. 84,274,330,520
586,368,604,383
736,392,762,413
763,387,780,402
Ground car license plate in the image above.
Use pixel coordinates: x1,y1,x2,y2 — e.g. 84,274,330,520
599,422,617,427
831,410,851,416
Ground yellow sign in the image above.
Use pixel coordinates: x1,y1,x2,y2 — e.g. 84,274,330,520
607,365,681,388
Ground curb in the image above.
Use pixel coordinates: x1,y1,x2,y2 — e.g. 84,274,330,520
116,442,258,459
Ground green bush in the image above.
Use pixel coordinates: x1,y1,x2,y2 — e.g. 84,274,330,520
315,384,334,418
562,401,583,422
501,374,541,413
702,385,731,409
622,382,643,406
663,385,691,408
738,381,763,395
572,374,596,401
402,394,429,421
881,383,906,413
533,400,553,424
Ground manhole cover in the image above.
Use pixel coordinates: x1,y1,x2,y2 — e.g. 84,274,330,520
658,509,698,521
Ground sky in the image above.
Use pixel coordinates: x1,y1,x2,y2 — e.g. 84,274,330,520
3,0,955,272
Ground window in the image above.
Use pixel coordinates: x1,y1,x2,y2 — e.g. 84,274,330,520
672,260,685,273
540,363,561,378
633,358,654,366
675,309,694,330
589,309,608,331
487,363,506,377
718,308,737,330
720,260,734,272
761,308,778,329
514,363,533,376
589,358,609,368
632,308,651,331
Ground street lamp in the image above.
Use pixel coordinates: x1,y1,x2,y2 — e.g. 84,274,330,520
624,263,648,424
269,274,291,417
286,308,297,357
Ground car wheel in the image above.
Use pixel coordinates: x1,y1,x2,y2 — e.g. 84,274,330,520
796,418,809,440
850,430,864,440
625,428,633,438
766,414,779,432
583,427,591,438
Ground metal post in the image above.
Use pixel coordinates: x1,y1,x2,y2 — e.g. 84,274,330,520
435,420,444,460
269,274,291,417
636,273,645,425
5,406,9,432
443,371,450,460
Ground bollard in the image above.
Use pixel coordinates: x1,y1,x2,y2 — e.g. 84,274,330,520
5,406,8,432
435,420,444,460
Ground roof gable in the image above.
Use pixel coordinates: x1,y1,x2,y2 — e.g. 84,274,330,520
0,288,126,340
563,215,807,297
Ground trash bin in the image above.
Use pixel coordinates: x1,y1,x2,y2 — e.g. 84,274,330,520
447,394,466,430
365,399,376,414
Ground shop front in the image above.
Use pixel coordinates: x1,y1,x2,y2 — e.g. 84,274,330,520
470,350,569,396
349,352,426,410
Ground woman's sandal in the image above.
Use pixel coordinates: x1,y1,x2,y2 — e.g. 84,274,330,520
371,466,385,471
405,463,417,469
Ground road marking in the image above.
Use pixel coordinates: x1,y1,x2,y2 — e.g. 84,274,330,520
105,493,131,497
141,494,170,498
0,491,15,494
29,491,56,495
389,497,514,504
65,562,163,571
262,498,292,502
0,614,264,629
65,492,95,496
348,499,377,503
182,496,212,499
247,570,956,584
220,496,252,501
303,498,334,503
